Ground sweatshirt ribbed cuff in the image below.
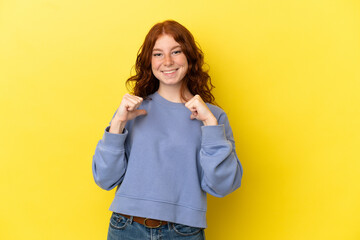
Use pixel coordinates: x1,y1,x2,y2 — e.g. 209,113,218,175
102,126,128,148
201,124,227,145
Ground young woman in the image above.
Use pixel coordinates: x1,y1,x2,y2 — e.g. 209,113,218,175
92,20,243,240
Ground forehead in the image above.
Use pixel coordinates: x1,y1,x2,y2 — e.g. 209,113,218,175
153,34,181,50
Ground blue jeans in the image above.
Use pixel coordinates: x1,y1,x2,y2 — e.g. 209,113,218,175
107,212,206,240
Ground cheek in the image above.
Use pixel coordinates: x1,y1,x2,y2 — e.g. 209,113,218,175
178,55,189,70
151,58,159,70
181,57,189,71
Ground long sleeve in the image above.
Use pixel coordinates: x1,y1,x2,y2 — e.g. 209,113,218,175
92,126,129,191
200,112,243,197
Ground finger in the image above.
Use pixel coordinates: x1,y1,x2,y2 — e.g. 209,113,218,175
186,102,201,115
134,95,143,101
121,95,137,110
127,109,147,121
189,94,201,103
124,94,140,105
134,109,147,117
190,111,198,120
185,95,197,108
126,103,138,112
123,96,142,111
125,102,137,111
130,95,144,108
185,100,197,112
128,94,143,103
186,95,204,110
131,102,143,113
133,98,144,109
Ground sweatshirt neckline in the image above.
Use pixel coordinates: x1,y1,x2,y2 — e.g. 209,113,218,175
151,91,186,109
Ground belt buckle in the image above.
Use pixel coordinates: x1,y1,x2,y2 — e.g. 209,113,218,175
144,218,162,228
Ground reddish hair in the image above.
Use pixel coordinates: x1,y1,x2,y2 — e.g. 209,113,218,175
126,20,216,104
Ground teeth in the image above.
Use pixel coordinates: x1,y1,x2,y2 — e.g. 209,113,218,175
163,70,176,74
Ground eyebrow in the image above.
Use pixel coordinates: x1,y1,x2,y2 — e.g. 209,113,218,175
152,45,182,52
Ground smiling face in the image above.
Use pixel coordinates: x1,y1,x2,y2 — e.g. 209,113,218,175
151,34,188,89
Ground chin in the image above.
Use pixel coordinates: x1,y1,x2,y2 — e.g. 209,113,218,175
161,81,182,86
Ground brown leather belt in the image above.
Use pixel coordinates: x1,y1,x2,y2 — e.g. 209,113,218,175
121,214,168,228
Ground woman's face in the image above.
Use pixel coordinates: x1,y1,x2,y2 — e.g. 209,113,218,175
151,34,188,88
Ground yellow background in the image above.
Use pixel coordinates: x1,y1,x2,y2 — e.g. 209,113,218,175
1,0,359,239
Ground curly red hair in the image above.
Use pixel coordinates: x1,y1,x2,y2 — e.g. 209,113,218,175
126,20,216,104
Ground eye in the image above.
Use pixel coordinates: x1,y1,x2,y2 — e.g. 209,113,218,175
153,53,162,57
172,50,182,55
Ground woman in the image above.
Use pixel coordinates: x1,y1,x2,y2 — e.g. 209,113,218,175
92,20,243,240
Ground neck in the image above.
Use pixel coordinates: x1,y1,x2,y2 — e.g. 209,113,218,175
157,84,193,103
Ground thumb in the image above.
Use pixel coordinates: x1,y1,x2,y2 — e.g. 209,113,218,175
190,112,197,120
134,109,147,117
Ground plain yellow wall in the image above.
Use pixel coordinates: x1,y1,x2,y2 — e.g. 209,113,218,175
1,0,359,239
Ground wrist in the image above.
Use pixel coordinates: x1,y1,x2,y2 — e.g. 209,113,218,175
203,116,218,126
109,117,127,134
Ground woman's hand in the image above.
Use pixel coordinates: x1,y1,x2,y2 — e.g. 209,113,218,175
185,95,218,126
109,94,147,134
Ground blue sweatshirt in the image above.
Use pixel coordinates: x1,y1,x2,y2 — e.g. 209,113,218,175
92,91,243,228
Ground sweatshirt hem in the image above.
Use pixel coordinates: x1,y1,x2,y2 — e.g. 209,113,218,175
118,193,206,211
109,194,208,228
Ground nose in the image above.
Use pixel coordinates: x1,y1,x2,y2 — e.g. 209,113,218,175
163,54,174,66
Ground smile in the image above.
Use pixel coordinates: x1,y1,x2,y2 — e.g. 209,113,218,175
162,69,178,74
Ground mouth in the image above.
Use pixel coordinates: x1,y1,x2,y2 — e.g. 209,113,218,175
161,69,178,74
